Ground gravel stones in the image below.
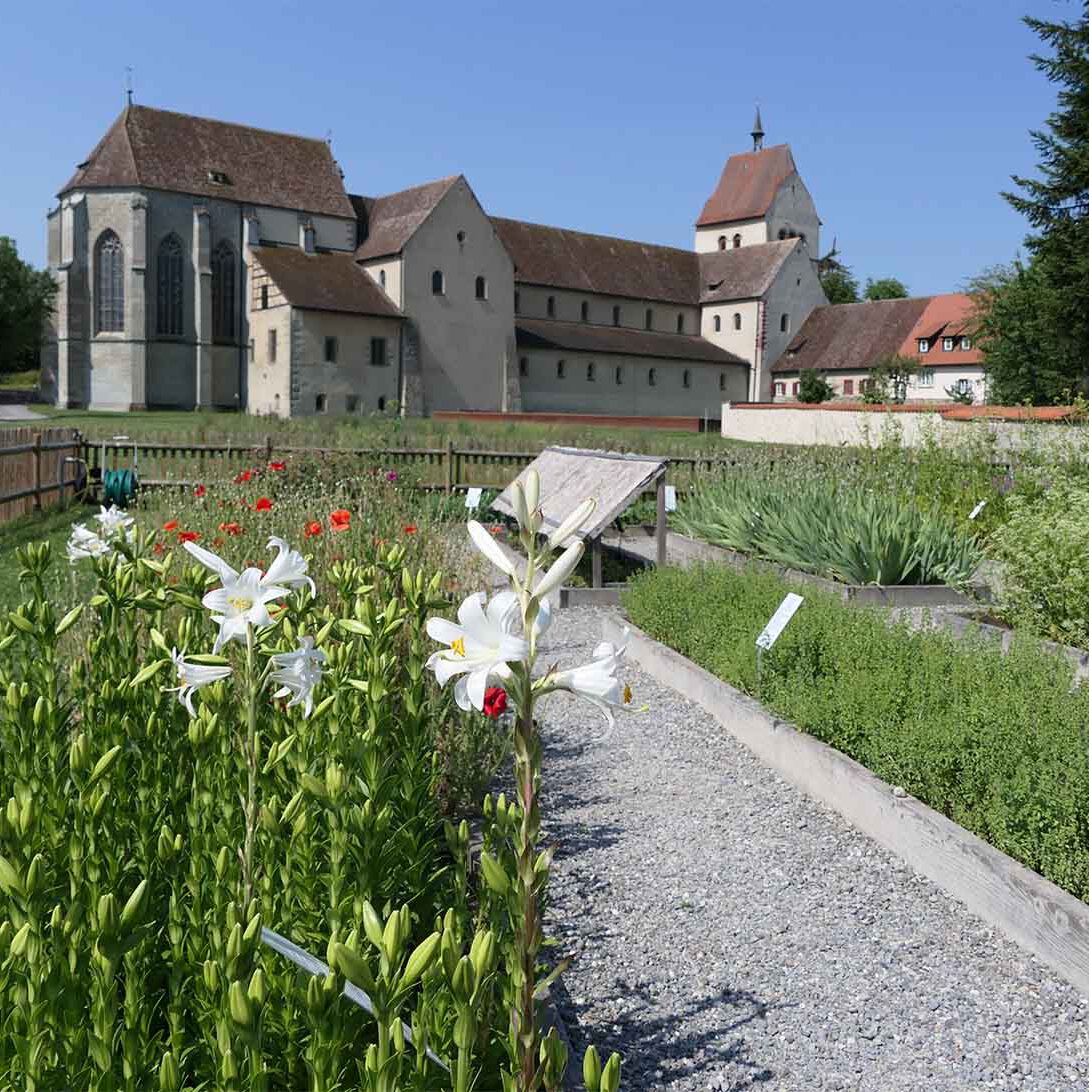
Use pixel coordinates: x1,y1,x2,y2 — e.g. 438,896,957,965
538,606,1089,1091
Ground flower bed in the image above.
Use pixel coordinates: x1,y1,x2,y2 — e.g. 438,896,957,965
623,563,1089,903
0,461,626,1091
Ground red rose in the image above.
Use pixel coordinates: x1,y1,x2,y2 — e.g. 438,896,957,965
268,461,286,472
304,520,322,538
194,484,206,498
178,530,200,543
254,497,272,512
483,687,508,718
330,509,351,533
163,519,178,532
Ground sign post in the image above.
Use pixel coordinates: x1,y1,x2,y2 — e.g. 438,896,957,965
755,592,804,695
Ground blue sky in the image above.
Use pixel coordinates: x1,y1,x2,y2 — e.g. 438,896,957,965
0,0,1072,295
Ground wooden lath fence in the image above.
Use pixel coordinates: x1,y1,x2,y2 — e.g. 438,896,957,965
0,430,739,525
0,428,84,523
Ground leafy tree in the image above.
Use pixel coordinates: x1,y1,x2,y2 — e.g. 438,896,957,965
798,369,835,403
819,266,860,305
945,383,974,405
864,352,918,404
863,277,910,301
987,6,1089,403
0,237,56,374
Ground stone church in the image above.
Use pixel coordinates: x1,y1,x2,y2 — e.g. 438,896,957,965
42,104,827,417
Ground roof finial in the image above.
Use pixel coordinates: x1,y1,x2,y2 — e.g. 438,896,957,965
751,103,764,152
124,66,134,107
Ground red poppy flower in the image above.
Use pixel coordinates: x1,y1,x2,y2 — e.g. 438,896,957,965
268,461,286,472
152,542,165,556
163,519,178,532
234,469,254,484
218,521,243,536
489,524,503,535
178,530,200,543
304,520,323,538
254,497,272,512
330,509,351,533
403,524,418,535
194,484,206,498
483,687,508,718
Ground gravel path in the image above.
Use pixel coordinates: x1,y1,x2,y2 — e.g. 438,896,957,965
538,606,1089,1092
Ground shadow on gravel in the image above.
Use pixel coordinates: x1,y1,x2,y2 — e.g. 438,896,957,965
554,975,778,1091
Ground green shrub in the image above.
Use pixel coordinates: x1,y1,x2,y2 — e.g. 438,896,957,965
674,475,983,587
991,474,1089,648
797,369,834,404
623,563,1089,901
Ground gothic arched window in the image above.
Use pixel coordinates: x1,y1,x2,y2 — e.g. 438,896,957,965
212,241,236,341
95,230,124,333
156,234,184,337
713,315,722,333
718,235,726,251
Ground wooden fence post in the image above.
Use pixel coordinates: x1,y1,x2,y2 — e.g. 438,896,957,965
445,439,455,494
655,471,667,567
265,435,273,463
32,434,42,512
591,536,603,588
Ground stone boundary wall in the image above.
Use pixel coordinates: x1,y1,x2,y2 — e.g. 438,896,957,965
604,615,1089,997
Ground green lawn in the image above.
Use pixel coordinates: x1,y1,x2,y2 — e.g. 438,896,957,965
0,369,39,389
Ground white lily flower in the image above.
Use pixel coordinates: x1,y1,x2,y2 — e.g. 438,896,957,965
264,537,316,594
67,523,111,564
467,520,518,579
523,469,540,521
509,479,530,531
201,568,290,653
166,648,232,717
94,504,136,543
531,538,584,601
544,630,632,730
183,539,240,583
547,498,596,551
270,635,326,717
426,591,528,712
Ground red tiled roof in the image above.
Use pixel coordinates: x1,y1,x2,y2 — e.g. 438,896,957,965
900,293,982,365
61,105,354,218
699,239,799,302
251,246,402,318
515,318,746,366
696,145,796,227
492,217,699,305
353,177,460,260
774,298,929,373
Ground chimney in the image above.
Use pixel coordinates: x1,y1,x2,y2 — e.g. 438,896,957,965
299,218,316,254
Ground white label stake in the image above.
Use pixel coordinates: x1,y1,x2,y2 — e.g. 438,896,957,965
664,485,677,512
465,487,483,510
756,593,804,651
968,499,987,520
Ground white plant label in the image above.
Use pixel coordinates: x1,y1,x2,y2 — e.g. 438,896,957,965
465,487,483,510
664,485,677,512
756,593,804,651
968,499,987,520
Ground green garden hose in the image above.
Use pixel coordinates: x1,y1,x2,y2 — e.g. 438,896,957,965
102,467,138,507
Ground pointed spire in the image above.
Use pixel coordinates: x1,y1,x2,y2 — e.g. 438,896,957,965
751,104,764,152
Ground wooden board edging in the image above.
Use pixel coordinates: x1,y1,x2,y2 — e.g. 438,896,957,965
603,615,1089,997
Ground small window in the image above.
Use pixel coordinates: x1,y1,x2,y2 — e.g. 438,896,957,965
677,314,685,333
581,300,589,321
942,337,954,352
557,359,566,379
324,336,338,363
918,338,930,354
207,169,232,186
612,305,621,327
615,366,623,385
379,269,387,289
346,395,360,413
648,367,657,387
378,396,386,411
843,379,854,395
514,290,520,314
778,228,787,240
918,369,934,388
682,369,691,389
713,315,721,332
475,275,487,300
957,378,971,395
586,362,595,382
431,269,445,295
961,336,972,350
733,233,742,249
718,235,726,251
315,393,328,413
792,381,800,396
267,328,277,363
718,372,726,391
260,284,269,310
733,312,742,331
780,313,790,334
370,337,387,366
547,296,556,318
774,382,785,397
645,308,653,330
519,356,528,377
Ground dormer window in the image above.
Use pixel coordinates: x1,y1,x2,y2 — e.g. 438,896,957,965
942,337,954,352
207,169,232,186
918,338,930,354
961,336,972,350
